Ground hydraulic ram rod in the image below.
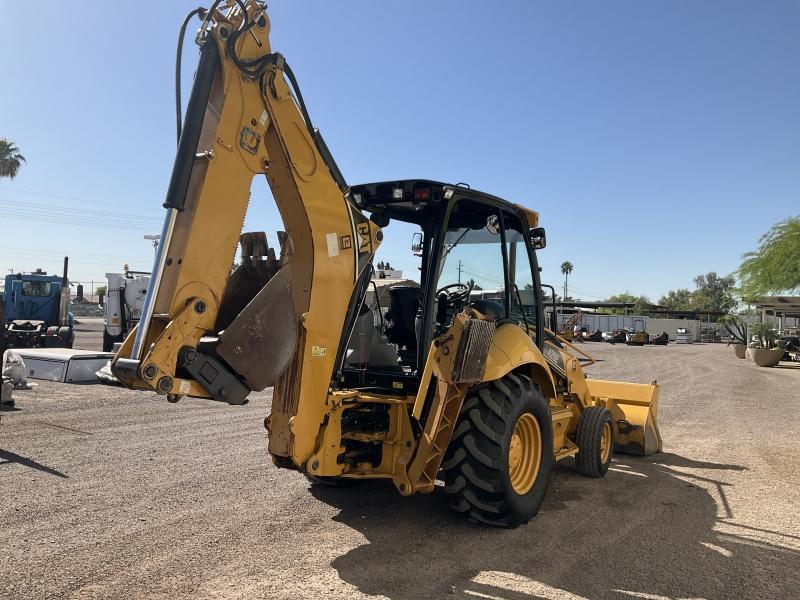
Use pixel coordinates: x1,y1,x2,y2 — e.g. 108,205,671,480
130,40,219,360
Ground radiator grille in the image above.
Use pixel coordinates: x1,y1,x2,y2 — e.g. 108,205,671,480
451,317,495,384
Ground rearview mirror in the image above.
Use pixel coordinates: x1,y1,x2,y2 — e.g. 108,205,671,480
411,232,423,253
486,214,501,235
530,227,546,249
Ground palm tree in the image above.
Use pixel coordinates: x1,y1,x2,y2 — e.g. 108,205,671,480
560,261,573,299
0,138,26,179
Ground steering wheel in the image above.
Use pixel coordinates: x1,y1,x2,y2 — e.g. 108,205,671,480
436,283,471,305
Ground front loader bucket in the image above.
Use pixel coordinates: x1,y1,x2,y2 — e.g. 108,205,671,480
585,379,662,456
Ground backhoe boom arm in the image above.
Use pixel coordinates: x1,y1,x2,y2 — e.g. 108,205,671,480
112,1,381,465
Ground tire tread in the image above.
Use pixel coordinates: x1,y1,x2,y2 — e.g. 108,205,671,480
442,373,552,527
575,406,613,478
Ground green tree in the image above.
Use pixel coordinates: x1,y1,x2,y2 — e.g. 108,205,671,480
692,272,736,313
560,261,573,299
739,216,800,298
466,277,483,291
657,273,736,315
632,296,653,314
606,293,637,304
659,288,694,310
604,292,652,315
0,138,26,179
527,284,564,302
95,285,107,296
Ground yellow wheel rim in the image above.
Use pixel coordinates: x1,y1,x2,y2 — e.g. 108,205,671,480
600,421,612,463
508,413,542,495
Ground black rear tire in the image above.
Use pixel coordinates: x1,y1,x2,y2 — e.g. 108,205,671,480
575,406,614,477
103,330,113,352
102,330,122,352
442,373,553,528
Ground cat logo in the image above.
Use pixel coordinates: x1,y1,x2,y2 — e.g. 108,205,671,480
356,223,371,252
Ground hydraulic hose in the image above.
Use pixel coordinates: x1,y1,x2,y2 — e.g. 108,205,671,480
175,7,208,144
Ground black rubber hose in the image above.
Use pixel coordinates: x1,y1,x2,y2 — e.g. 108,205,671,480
281,61,315,134
175,7,208,145
163,40,220,211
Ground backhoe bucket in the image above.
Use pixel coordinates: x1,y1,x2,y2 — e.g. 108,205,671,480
585,379,662,456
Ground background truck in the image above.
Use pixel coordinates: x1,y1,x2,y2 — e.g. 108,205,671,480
103,271,150,352
3,259,73,349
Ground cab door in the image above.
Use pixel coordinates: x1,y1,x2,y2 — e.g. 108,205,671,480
503,210,544,348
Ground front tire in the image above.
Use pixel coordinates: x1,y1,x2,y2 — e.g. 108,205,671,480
442,373,553,528
575,406,614,477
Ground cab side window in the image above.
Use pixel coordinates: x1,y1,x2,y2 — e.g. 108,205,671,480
504,212,537,332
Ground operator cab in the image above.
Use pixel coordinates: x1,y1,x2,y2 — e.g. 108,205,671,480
339,180,546,395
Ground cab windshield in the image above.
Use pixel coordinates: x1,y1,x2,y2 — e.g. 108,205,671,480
22,281,52,297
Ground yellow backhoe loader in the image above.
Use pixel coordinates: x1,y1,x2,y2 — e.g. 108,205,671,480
112,0,662,527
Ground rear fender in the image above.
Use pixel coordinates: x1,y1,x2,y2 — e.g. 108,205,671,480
482,323,557,400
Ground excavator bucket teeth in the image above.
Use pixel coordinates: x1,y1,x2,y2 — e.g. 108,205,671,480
585,379,663,456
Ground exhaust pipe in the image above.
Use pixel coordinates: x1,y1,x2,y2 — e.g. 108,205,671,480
59,257,70,327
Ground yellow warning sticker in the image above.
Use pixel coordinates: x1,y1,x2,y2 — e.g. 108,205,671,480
311,346,327,357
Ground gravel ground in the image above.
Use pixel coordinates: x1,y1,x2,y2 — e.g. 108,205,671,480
1,332,799,599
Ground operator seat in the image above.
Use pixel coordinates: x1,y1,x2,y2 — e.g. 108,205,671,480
468,299,505,321
385,285,421,351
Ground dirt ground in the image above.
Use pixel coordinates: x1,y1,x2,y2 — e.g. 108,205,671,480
1,323,799,599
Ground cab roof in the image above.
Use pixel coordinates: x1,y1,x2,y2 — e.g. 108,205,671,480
349,179,539,227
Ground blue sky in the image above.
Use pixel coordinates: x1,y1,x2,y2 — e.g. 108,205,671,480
1,1,797,300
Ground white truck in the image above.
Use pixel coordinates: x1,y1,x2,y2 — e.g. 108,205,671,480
104,271,150,352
